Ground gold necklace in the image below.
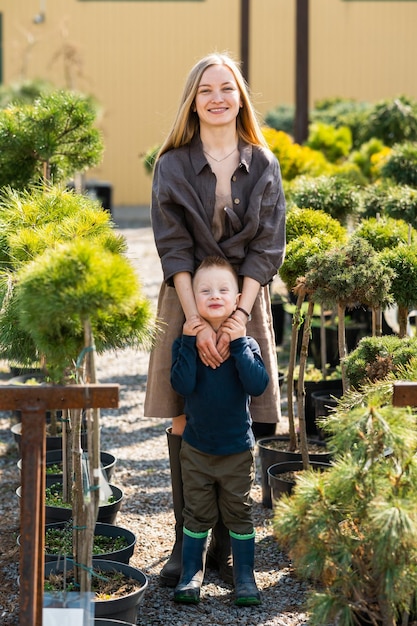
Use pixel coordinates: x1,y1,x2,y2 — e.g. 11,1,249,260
203,147,237,163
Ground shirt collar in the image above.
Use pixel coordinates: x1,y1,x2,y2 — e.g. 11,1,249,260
190,135,252,174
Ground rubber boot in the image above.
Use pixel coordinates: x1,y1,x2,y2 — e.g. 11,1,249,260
230,531,262,606
159,428,184,587
173,528,208,604
206,517,234,585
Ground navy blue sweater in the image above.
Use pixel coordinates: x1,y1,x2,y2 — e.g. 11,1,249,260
171,335,269,455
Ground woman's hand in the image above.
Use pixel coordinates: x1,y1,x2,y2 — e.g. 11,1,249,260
196,322,223,368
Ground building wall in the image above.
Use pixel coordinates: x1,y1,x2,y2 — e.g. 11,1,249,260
0,0,416,207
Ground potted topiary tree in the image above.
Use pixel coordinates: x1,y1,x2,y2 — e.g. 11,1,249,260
257,209,345,507
304,237,394,393
0,88,153,620
273,364,417,626
353,216,417,335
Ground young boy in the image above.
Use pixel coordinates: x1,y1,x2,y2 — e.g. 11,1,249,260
170,256,269,606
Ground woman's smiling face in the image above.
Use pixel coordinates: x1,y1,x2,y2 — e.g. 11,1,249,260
194,64,242,130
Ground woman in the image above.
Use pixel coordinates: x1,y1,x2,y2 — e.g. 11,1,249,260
144,52,286,588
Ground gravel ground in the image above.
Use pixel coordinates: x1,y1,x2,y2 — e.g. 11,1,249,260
0,224,312,626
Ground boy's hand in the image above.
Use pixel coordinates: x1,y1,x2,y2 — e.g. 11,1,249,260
220,314,246,342
183,315,206,336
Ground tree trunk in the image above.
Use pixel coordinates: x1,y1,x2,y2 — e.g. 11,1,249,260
398,306,408,338
287,290,305,451
372,306,382,337
320,306,327,379
297,298,314,470
338,302,348,393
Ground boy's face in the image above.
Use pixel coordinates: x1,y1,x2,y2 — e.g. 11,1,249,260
193,266,239,326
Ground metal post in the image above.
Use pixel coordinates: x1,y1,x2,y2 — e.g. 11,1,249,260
294,0,309,144
240,0,250,83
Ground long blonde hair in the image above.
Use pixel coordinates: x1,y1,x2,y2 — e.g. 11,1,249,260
158,52,267,158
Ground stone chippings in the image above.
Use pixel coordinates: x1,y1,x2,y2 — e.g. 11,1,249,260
0,226,311,626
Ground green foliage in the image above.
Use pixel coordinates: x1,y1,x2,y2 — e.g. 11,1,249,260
274,397,417,626
0,90,103,188
380,243,417,310
0,185,154,376
305,237,393,310
348,137,388,181
311,97,373,149
0,79,54,108
264,103,295,135
0,185,125,271
380,142,417,187
306,122,352,163
353,216,415,251
359,181,417,225
142,144,160,175
13,240,153,381
285,207,347,244
358,95,417,147
344,335,417,389
262,128,332,180
279,235,339,292
288,175,360,224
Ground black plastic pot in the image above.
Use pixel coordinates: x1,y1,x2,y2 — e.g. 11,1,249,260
18,450,117,487
271,301,286,346
257,435,332,509
267,460,332,503
311,389,343,438
16,483,124,525
44,521,136,564
11,420,89,453
45,559,148,623
295,378,343,437
94,617,132,626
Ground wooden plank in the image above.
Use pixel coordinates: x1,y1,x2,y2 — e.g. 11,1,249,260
10,384,119,625
392,381,417,407
0,383,119,411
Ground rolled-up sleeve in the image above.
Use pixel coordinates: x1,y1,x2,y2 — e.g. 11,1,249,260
239,156,286,285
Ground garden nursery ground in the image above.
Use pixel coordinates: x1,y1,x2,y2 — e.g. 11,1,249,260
0,224,313,626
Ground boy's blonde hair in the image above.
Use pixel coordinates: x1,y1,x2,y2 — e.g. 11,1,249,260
194,256,239,288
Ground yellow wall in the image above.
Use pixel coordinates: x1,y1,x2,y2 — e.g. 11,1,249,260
0,0,416,206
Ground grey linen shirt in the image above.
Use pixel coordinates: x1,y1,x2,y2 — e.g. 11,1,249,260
151,134,286,287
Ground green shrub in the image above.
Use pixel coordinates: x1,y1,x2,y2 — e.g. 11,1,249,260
288,175,360,224
348,137,388,181
305,238,393,311
273,396,417,626
380,141,417,187
286,207,347,244
264,104,295,135
344,335,417,389
279,234,339,292
306,122,352,163
380,243,417,311
358,95,417,147
359,181,417,224
0,79,54,108
0,90,103,189
310,97,372,148
262,127,332,180
353,216,415,251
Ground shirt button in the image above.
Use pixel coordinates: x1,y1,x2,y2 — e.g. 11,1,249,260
234,198,240,205
232,175,237,182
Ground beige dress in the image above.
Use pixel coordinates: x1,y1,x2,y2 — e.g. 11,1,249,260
144,192,281,425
